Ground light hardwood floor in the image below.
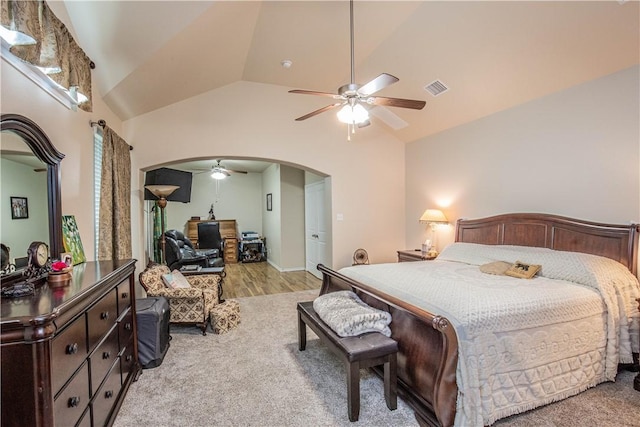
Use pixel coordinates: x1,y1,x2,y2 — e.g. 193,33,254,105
221,261,321,298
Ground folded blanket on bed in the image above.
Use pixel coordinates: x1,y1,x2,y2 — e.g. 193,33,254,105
313,290,392,337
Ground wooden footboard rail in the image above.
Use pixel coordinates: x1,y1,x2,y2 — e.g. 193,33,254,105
318,264,459,427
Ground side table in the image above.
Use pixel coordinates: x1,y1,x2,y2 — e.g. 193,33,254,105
397,250,436,262
181,266,226,303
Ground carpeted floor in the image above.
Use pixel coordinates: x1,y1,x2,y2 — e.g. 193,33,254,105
114,290,640,427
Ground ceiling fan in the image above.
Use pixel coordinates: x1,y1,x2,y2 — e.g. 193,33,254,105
289,0,426,139
194,160,248,180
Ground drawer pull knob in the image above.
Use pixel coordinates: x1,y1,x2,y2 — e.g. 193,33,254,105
105,390,114,399
100,311,110,320
66,343,79,355
124,323,132,331
121,292,128,299
125,355,132,362
102,351,111,359
68,396,80,407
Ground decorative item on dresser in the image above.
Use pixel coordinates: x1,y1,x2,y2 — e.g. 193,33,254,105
0,259,140,427
187,219,238,263
396,249,436,262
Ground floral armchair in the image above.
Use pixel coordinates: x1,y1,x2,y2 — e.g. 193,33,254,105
139,263,221,335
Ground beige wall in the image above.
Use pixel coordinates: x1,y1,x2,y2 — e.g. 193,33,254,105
124,81,406,269
405,65,640,252
1,58,126,264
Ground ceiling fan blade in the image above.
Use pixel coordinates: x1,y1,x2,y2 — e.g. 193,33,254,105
357,119,371,129
295,103,342,121
369,106,408,130
226,169,248,175
367,96,426,110
357,73,399,97
289,89,342,99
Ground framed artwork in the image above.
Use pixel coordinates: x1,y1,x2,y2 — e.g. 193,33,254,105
10,196,28,219
60,252,73,267
61,215,86,265
266,193,272,211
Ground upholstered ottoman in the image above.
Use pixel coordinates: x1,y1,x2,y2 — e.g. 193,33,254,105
210,299,240,334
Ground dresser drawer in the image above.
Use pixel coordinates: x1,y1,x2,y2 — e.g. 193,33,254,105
51,315,88,396
118,308,134,349
89,325,120,396
87,289,118,351
54,363,89,427
117,280,132,316
120,340,136,383
91,361,122,427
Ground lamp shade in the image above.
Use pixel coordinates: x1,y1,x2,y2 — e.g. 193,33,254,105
145,185,179,199
419,209,448,223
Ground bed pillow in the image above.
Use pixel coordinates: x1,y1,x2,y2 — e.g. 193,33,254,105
504,261,541,279
479,261,511,275
162,270,191,289
313,290,392,337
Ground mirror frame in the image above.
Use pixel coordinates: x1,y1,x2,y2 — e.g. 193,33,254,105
1,113,65,261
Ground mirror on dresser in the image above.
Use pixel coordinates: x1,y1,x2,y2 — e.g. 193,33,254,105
0,114,64,285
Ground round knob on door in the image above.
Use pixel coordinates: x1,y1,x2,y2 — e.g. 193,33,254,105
66,343,79,355
68,396,80,407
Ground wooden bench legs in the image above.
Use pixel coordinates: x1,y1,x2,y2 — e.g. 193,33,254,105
297,304,398,422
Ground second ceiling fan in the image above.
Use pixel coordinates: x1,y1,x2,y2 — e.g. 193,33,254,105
195,160,248,180
289,0,426,138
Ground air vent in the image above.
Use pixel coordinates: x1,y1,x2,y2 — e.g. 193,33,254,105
425,80,449,97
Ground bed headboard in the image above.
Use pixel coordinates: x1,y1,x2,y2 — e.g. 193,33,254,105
456,213,639,275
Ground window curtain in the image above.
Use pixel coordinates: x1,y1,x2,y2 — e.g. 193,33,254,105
1,0,92,111
98,127,131,260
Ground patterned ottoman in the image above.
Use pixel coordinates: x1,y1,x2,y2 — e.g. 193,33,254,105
210,299,240,334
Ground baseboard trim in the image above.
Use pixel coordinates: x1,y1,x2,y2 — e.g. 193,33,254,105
266,260,305,273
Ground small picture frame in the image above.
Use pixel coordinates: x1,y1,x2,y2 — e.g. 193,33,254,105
266,193,272,211
60,252,73,267
10,197,28,219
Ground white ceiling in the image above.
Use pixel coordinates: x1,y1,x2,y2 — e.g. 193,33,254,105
57,1,639,144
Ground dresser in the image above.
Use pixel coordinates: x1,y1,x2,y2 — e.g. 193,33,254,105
187,219,238,263
0,260,140,427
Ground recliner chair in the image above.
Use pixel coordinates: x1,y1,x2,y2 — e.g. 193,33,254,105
163,230,223,271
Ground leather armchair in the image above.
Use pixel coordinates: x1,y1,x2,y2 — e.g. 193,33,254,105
164,230,222,271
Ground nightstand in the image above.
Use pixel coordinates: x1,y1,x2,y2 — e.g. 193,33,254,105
397,250,436,262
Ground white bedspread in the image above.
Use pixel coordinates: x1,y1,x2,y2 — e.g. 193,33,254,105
338,243,640,426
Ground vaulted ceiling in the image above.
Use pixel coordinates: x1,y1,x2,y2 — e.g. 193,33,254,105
56,1,639,143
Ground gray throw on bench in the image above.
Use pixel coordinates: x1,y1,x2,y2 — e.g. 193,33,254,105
313,290,392,337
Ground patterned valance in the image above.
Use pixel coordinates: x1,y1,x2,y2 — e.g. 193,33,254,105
1,0,92,111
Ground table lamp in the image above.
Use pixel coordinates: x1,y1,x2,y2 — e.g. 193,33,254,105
419,209,448,254
145,184,179,264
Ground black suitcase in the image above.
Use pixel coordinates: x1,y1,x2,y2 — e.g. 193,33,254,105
136,297,171,369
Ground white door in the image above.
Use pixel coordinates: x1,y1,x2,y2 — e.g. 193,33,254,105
305,181,327,279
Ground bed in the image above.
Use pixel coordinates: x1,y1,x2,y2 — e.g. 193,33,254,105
318,213,640,427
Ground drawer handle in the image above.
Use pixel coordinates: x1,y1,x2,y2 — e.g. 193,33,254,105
105,390,114,399
100,311,110,320
125,355,133,362
68,396,80,408
121,292,129,299
102,351,111,360
66,343,79,355
124,323,132,331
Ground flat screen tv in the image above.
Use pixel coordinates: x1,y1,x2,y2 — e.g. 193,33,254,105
144,167,192,203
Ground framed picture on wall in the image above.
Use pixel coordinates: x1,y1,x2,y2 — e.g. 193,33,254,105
10,196,28,219
266,193,272,211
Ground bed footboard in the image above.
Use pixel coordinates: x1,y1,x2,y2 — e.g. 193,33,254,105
318,264,458,427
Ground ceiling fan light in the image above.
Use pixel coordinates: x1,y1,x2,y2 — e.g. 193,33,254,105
211,169,227,180
337,103,369,124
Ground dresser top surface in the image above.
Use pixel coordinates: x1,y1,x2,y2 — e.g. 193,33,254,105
1,259,135,325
